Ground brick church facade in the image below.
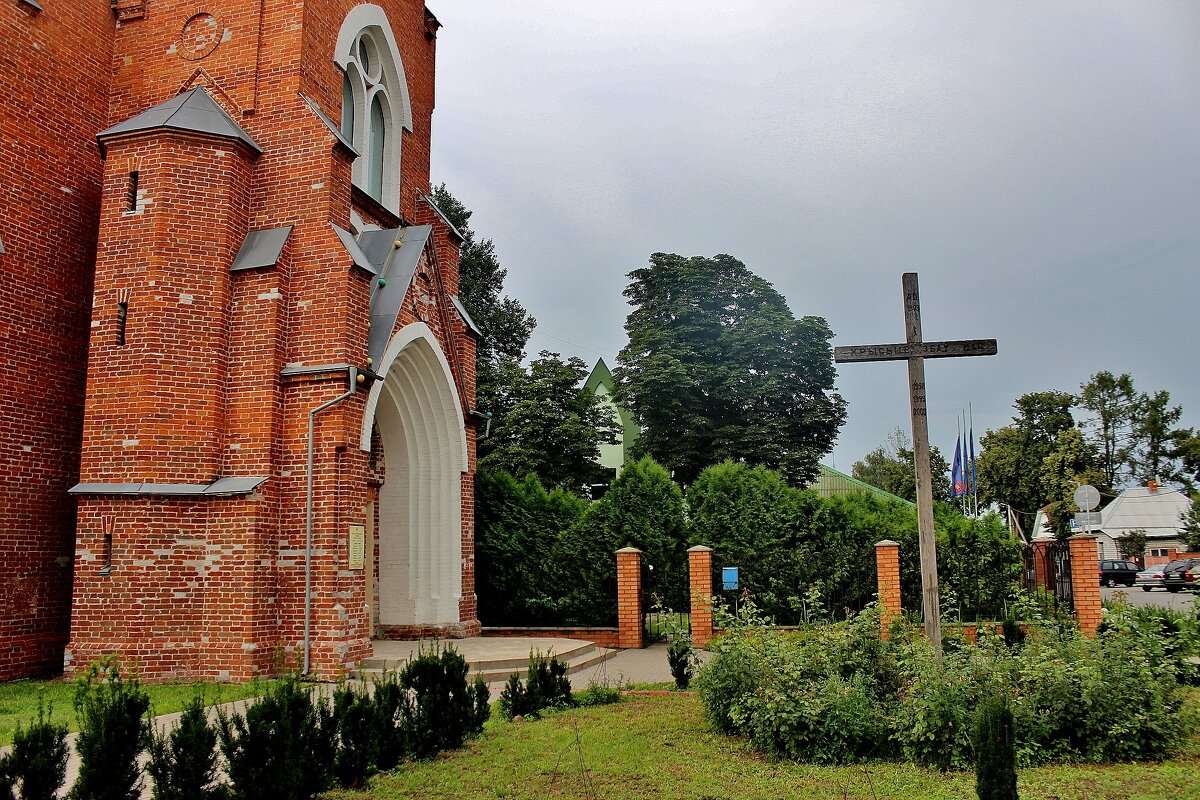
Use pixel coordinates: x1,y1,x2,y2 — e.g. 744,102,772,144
1,0,480,681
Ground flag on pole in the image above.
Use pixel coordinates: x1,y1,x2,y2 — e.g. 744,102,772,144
951,436,965,497
969,425,977,494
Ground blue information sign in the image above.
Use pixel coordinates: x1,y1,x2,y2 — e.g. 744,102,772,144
722,566,739,591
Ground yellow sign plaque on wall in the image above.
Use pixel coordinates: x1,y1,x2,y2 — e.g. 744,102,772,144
348,524,366,571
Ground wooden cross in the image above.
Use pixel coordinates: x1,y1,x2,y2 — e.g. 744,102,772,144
834,273,997,652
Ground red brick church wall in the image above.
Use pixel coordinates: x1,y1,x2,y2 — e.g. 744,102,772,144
0,1,115,680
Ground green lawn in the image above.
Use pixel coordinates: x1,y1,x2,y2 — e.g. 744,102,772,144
328,693,1200,800
0,678,268,746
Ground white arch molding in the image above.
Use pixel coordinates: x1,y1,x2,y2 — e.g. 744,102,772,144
362,323,466,628
335,4,414,214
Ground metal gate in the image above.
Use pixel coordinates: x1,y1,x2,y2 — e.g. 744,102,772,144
1023,540,1073,612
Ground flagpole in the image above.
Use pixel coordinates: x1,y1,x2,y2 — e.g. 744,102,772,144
969,403,977,517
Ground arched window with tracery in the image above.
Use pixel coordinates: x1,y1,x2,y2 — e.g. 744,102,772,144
335,5,413,214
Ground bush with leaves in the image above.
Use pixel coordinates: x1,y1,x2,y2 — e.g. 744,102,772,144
4,699,68,800
667,638,696,690
70,657,151,800
146,694,224,800
399,646,490,759
217,677,334,800
498,652,575,720
696,603,1184,768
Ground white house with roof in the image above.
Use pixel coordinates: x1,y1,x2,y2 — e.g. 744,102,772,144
1031,484,1192,563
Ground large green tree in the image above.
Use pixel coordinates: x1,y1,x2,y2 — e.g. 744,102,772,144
1078,371,1137,487
614,253,846,486
976,391,1077,518
429,185,536,412
478,351,617,494
1131,389,1184,484
851,428,952,503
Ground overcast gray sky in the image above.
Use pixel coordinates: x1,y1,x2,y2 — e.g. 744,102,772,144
428,1,1199,472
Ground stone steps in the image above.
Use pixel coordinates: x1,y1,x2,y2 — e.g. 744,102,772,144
356,639,616,684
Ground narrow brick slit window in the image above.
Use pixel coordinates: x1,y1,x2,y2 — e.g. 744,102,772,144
101,532,113,575
126,171,139,212
116,301,128,345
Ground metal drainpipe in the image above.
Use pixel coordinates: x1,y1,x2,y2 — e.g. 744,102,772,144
304,366,359,676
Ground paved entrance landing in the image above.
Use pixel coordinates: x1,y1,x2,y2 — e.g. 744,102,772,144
360,637,614,684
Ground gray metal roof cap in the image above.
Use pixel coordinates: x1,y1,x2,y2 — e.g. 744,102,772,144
97,87,262,157
331,223,377,275
364,225,431,367
299,93,359,158
231,226,293,272
205,476,269,495
68,476,269,497
449,295,482,336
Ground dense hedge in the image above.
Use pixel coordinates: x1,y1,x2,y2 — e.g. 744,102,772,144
475,459,1023,627
695,603,1191,767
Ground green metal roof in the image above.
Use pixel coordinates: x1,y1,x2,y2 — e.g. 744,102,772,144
808,464,915,507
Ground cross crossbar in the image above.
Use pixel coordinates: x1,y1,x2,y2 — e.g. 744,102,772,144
834,339,997,363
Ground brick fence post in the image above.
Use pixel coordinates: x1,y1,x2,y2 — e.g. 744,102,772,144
1068,533,1102,637
688,545,715,648
875,539,902,639
616,547,644,649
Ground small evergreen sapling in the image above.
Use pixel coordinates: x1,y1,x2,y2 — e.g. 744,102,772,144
331,684,378,789
973,694,1019,800
498,652,575,720
70,657,151,800
146,694,224,800
6,699,68,800
667,637,696,690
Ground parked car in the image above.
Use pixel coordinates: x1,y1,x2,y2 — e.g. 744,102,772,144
1098,559,1140,587
1162,558,1200,593
1135,567,1165,592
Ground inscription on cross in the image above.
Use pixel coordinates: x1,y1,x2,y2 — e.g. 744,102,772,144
834,273,997,653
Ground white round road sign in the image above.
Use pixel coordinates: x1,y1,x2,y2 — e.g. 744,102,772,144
1073,484,1101,511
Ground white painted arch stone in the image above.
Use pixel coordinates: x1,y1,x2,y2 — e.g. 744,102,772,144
361,322,466,627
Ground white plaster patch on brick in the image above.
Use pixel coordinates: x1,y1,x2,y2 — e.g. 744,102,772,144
133,559,153,567
173,592,190,599
179,293,194,305
80,550,95,562
166,43,178,55
147,280,156,286
312,182,324,190
91,319,101,328
241,642,257,651
297,299,311,309
258,289,282,301
228,442,241,449
153,549,174,557
221,28,233,42
59,186,74,194
122,438,139,447
281,470,292,477
214,150,227,158
21,444,32,452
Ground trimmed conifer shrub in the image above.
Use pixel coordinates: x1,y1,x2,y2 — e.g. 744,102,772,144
370,674,411,772
399,646,489,759
5,699,68,800
332,684,378,789
498,652,575,720
217,677,334,800
146,694,224,800
70,657,151,800
973,694,1019,800
667,637,696,690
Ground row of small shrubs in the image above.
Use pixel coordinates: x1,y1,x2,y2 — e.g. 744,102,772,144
498,653,574,720
695,599,1193,769
2,647,489,800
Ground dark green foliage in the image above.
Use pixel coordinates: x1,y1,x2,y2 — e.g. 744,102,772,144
667,638,695,690
478,352,618,494
399,646,489,760
331,685,378,790
146,694,224,800
70,657,151,800
498,653,575,720
217,677,334,800
474,467,589,625
976,391,1077,517
574,684,623,707
852,427,952,503
614,252,846,486
1001,617,1025,649
973,695,1019,800
5,699,68,800
558,457,689,621
370,675,411,772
